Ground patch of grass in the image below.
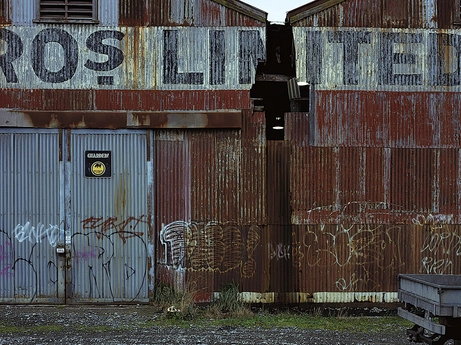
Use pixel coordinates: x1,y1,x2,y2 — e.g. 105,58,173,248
147,309,412,335
153,283,179,309
210,282,244,313
0,325,21,334
236,313,410,334
0,322,133,335
205,282,252,319
149,282,412,334
74,324,113,333
0,324,64,334
0,308,413,336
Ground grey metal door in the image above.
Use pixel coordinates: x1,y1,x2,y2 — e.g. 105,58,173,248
0,129,63,303
1,129,151,304
67,130,150,303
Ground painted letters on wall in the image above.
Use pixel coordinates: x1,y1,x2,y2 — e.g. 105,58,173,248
294,27,461,91
0,26,265,90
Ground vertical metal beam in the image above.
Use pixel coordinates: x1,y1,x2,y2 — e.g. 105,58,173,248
61,129,72,303
147,130,155,295
57,130,66,303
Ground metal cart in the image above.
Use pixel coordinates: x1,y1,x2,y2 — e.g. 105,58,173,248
398,274,461,345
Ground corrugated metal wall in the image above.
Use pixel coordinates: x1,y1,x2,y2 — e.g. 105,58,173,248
0,0,9,24
282,0,461,300
0,25,264,90
5,0,265,27
6,0,461,305
0,129,62,303
68,130,150,303
289,0,452,29
1,0,269,304
119,0,266,26
155,110,267,299
0,25,264,111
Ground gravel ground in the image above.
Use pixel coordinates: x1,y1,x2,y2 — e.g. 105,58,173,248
0,305,410,345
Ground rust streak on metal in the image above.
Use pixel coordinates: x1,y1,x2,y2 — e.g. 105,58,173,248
130,112,242,129
21,111,128,129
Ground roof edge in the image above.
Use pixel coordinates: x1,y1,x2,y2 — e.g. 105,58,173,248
287,0,346,24
212,0,268,23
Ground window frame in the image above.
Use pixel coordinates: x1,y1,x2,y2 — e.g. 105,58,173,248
34,0,99,24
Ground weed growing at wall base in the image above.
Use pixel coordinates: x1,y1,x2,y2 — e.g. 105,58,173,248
152,281,253,321
153,282,198,320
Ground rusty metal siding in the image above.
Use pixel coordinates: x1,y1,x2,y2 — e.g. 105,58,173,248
266,225,295,295
287,108,461,294
119,0,266,27
154,131,190,289
0,129,61,303
267,141,291,225
154,131,190,226
288,109,460,224
294,223,461,293
118,0,148,26
390,148,433,213
310,91,461,148
437,0,458,29
0,90,252,112
290,146,337,223
289,146,459,225
188,132,216,221
241,110,266,224
293,26,461,150
7,0,265,27
155,123,266,298
439,149,459,216
289,0,441,28
0,0,9,24
294,224,406,294
189,130,241,222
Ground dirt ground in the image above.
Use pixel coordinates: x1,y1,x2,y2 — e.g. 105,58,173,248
0,305,410,345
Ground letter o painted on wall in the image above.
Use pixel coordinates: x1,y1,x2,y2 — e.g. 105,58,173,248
31,28,78,83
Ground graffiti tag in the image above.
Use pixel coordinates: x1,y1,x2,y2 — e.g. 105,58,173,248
13,222,63,247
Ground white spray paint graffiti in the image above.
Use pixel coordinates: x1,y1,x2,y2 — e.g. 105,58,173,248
13,222,64,247
295,200,461,290
268,243,291,261
412,213,453,227
160,221,187,270
420,228,461,274
160,221,261,278
335,273,361,292
410,212,460,274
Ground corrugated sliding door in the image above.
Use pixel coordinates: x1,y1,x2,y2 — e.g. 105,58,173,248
68,129,150,303
0,129,62,303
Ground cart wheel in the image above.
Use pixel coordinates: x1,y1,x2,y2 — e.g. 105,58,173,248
442,336,461,345
437,336,454,345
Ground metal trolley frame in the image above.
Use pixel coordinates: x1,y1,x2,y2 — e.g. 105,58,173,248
398,274,461,345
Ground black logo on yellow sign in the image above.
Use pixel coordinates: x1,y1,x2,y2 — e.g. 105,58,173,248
85,151,111,178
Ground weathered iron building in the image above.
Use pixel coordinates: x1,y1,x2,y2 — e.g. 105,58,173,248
285,0,461,303
0,0,268,304
1,0,460,305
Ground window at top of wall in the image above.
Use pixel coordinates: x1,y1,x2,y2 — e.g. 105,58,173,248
455,0,461,25
35,0,98,24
